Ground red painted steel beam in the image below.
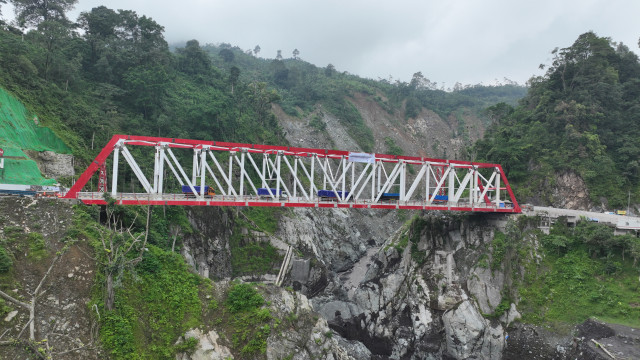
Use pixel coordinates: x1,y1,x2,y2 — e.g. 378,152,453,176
66,134,521,213
64,135,125,199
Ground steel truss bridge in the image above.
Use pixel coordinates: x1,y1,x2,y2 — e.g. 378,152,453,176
64,135,521,213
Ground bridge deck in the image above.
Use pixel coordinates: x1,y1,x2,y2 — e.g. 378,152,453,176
77,192,519,212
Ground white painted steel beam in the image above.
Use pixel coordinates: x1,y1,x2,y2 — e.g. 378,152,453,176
101,137,514,210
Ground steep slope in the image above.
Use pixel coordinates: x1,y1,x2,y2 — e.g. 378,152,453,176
0,88,73,185
475,32,640,210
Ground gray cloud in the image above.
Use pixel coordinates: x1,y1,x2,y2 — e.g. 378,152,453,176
19,0,640,86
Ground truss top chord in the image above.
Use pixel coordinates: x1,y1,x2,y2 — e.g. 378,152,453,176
64,134,521,213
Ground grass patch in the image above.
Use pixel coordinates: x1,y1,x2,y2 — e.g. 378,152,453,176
0,246,12,273
490,232,507,270
27,232,47,261
99,245,204,359
519,248,640,328
231,242,282,277
241,207,283,234
222,283,272,355
230,208,284,277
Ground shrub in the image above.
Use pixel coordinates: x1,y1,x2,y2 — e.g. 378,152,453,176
0,246,12,273
225,283,264,313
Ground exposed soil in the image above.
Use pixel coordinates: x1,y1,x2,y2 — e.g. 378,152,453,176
504,319,640,360
273,91,488,160
0,197,101,359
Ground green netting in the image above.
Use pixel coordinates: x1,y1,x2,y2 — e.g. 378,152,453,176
0,159,56,185
0,87,70,185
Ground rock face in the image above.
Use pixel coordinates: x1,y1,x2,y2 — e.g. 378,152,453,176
176,285,373,360
290,214,510,359
551,170,591,210
276,208,402,273
182,207,234,279
24,150,75,179
180,207,522,359
176,329,233,360
442,300,504,359
467,266,505,314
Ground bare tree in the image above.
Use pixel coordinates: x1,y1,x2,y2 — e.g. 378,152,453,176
98,204,151,311
169,223,183,253
0,255,60,341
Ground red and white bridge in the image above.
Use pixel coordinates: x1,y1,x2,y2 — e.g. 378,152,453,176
63,135,521,213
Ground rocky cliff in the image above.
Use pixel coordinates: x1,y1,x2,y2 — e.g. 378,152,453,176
278,212,512,359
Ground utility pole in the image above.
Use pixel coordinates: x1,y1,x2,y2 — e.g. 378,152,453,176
628,190,631,216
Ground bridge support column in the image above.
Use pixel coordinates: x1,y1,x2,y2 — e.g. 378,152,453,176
111,145,120,197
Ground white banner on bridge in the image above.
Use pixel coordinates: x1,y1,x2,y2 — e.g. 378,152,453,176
348,152,375,164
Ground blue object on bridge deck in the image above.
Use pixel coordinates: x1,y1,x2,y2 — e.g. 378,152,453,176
258,188,285,196
318,190,350,198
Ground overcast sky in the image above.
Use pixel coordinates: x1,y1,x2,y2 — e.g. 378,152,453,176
5,0,640,86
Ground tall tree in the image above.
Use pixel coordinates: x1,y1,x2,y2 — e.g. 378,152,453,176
229,65,240,94
11,0,77,27
32,19,72,80
292,48,299,59
253,44,260,56
325,63,336,77
219,48,234,62
176,39,211,75
78,7,169,85
77,5,120,67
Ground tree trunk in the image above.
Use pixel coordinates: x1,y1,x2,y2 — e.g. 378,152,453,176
29,303,35,340
106,272,114,311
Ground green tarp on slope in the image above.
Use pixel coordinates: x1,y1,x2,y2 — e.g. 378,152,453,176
0,87,71,185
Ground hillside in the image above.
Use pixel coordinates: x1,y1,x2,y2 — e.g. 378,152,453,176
0,88,71,185
475,32,640,210
201,43,527,158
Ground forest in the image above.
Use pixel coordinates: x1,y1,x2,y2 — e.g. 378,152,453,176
475,32,640,207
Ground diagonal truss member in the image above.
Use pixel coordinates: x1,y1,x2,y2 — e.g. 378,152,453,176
64,135,521,213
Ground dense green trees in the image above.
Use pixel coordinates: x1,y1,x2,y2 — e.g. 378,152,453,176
475,32,640,207
11,0,77,27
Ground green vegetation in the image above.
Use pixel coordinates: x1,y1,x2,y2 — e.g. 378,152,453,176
516,220,640,328
27,232,47,260
0,245,12,273
228,207,284,277
490,232,507,271
384,136,403,156
224,282,272,355
475,32,640,207
63,203,204,359
242,207,284,234
98,245,205,359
